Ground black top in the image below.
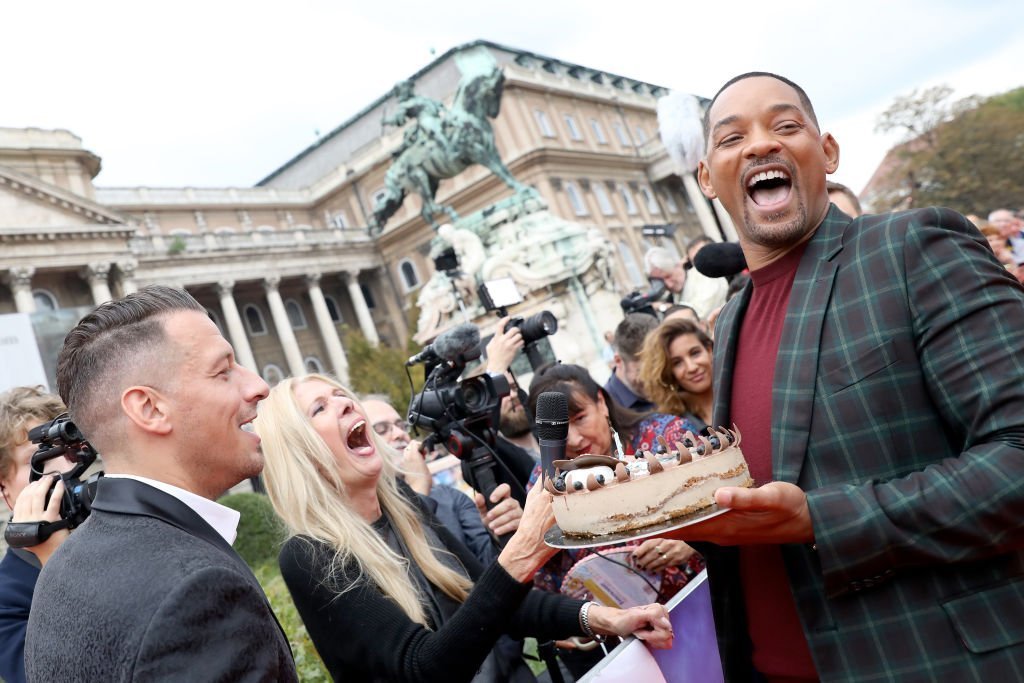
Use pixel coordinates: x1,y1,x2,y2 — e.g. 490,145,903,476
279,491,585,682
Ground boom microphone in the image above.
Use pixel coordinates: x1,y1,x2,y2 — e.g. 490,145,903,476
535,392,568,481
693,242,748,278
406,323,481,366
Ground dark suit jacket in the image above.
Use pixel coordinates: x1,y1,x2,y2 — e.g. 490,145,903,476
0,549,40,683
24,477,298,682
706,206,1024,681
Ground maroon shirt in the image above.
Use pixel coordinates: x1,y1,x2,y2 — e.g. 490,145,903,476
730,241,819,681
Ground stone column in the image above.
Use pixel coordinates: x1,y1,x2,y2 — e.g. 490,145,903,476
83,262,113,305
5,267,36,313
681,174,723,242
118,260,138,296
216,280,258,372
344,270,380,346
264,276,305,377
306,273,349,384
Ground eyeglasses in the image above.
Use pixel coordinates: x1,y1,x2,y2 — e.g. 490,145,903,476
372,419,409,436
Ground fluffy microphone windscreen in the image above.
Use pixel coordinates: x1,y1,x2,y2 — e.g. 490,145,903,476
432,323,481,362
535,392,569,441
693,242,748,278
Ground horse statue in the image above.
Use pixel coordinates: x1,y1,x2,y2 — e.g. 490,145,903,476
369,69,538,235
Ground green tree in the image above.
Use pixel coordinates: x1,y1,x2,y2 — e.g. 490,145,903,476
342,325,424,410
873,85,1024,215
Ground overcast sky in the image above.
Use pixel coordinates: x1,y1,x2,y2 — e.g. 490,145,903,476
4,1,1022,196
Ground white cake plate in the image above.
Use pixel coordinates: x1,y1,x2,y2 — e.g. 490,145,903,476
544,504,731,550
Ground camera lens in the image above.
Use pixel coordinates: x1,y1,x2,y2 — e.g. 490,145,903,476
519,311,558,345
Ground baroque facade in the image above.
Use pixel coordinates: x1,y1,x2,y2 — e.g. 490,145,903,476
0,40,723,391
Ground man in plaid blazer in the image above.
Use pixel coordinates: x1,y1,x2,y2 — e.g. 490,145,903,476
672,72,1024,681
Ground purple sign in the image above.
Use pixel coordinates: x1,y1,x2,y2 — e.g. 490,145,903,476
581,570,723,683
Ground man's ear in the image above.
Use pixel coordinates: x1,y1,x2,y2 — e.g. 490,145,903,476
697,159,717,199
121,386,173,436
612,353,624,370
821,133,840,174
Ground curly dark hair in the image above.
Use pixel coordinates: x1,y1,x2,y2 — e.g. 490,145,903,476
639,318,712,417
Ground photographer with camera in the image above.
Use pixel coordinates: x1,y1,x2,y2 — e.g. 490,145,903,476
24,286,297,682
0,386,73,683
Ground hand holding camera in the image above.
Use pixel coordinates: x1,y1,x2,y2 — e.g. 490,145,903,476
9,474,69,565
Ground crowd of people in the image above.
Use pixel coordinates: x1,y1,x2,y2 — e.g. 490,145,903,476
1,70,1022,683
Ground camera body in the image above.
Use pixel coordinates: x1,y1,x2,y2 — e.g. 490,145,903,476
503,311,558,346
620,277,670,317
408,345,510,459
3,414,103,549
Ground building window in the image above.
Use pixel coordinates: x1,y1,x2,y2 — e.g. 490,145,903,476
305,356,325,374
619,185,638,215
243,304,267,335
612,121,630,146
662,190,679,214
324,295,343,323
399,259,420,292
634,125,648,145
564,182,589,217
285,299,307,329
330,210,348,229
534,109,556,138
372,188,388,209
590,119,608,145
592,182,615,216
563,114,583,141
32,289,59,311
640,186,660,214
618,241,646,287
262,364,284,386
360,284,376,309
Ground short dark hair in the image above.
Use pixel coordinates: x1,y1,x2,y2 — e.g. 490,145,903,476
703,72,819,145
56,286,205,449
663,303,700,322
826,181,863,216
613,313,659,362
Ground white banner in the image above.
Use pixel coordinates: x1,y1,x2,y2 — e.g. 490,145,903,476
0,313,49,392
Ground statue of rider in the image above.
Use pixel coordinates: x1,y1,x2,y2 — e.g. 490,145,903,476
384,80,446,159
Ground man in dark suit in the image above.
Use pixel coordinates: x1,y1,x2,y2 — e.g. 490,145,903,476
671,72,1024,681
25,286,298,681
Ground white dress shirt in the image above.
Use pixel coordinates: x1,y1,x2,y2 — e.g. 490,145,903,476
104,474,241,545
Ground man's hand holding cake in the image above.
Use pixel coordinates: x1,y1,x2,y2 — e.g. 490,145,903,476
666,481,814,545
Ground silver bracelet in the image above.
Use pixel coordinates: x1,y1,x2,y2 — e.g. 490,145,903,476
579,601,606,642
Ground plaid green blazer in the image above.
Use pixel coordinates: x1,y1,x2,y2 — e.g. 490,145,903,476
705,205,1024,682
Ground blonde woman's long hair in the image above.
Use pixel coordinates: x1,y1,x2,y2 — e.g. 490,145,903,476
255,374,472,625
639,319,713,418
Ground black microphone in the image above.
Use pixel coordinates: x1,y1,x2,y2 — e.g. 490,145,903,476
406,323,481,366
693,242,747,278
535,392,568,482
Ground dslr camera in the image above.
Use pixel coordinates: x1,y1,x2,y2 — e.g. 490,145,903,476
3,414,103,549
620,277,670,317
478,277,558,371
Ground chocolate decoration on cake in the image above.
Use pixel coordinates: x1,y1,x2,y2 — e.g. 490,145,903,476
552,455,619,471
544,477,559,495
586,474,600,491
644,452,664,473
615,462,629,482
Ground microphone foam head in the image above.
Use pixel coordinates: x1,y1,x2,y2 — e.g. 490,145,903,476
535,391,569,440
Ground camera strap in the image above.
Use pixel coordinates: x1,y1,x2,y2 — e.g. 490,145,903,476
3,518,72,549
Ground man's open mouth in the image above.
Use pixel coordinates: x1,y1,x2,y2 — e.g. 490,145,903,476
746,168,792,207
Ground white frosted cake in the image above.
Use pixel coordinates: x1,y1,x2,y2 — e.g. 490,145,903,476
546,426,752,537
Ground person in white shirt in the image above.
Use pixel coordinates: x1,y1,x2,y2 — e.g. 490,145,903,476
24,285,298,682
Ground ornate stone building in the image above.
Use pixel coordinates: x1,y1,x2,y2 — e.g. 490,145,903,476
0,40,724,392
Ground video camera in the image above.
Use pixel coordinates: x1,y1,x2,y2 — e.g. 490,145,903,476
620,277,670,317
4,413,103,549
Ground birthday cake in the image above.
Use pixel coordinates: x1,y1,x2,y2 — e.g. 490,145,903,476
545,426,752,538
